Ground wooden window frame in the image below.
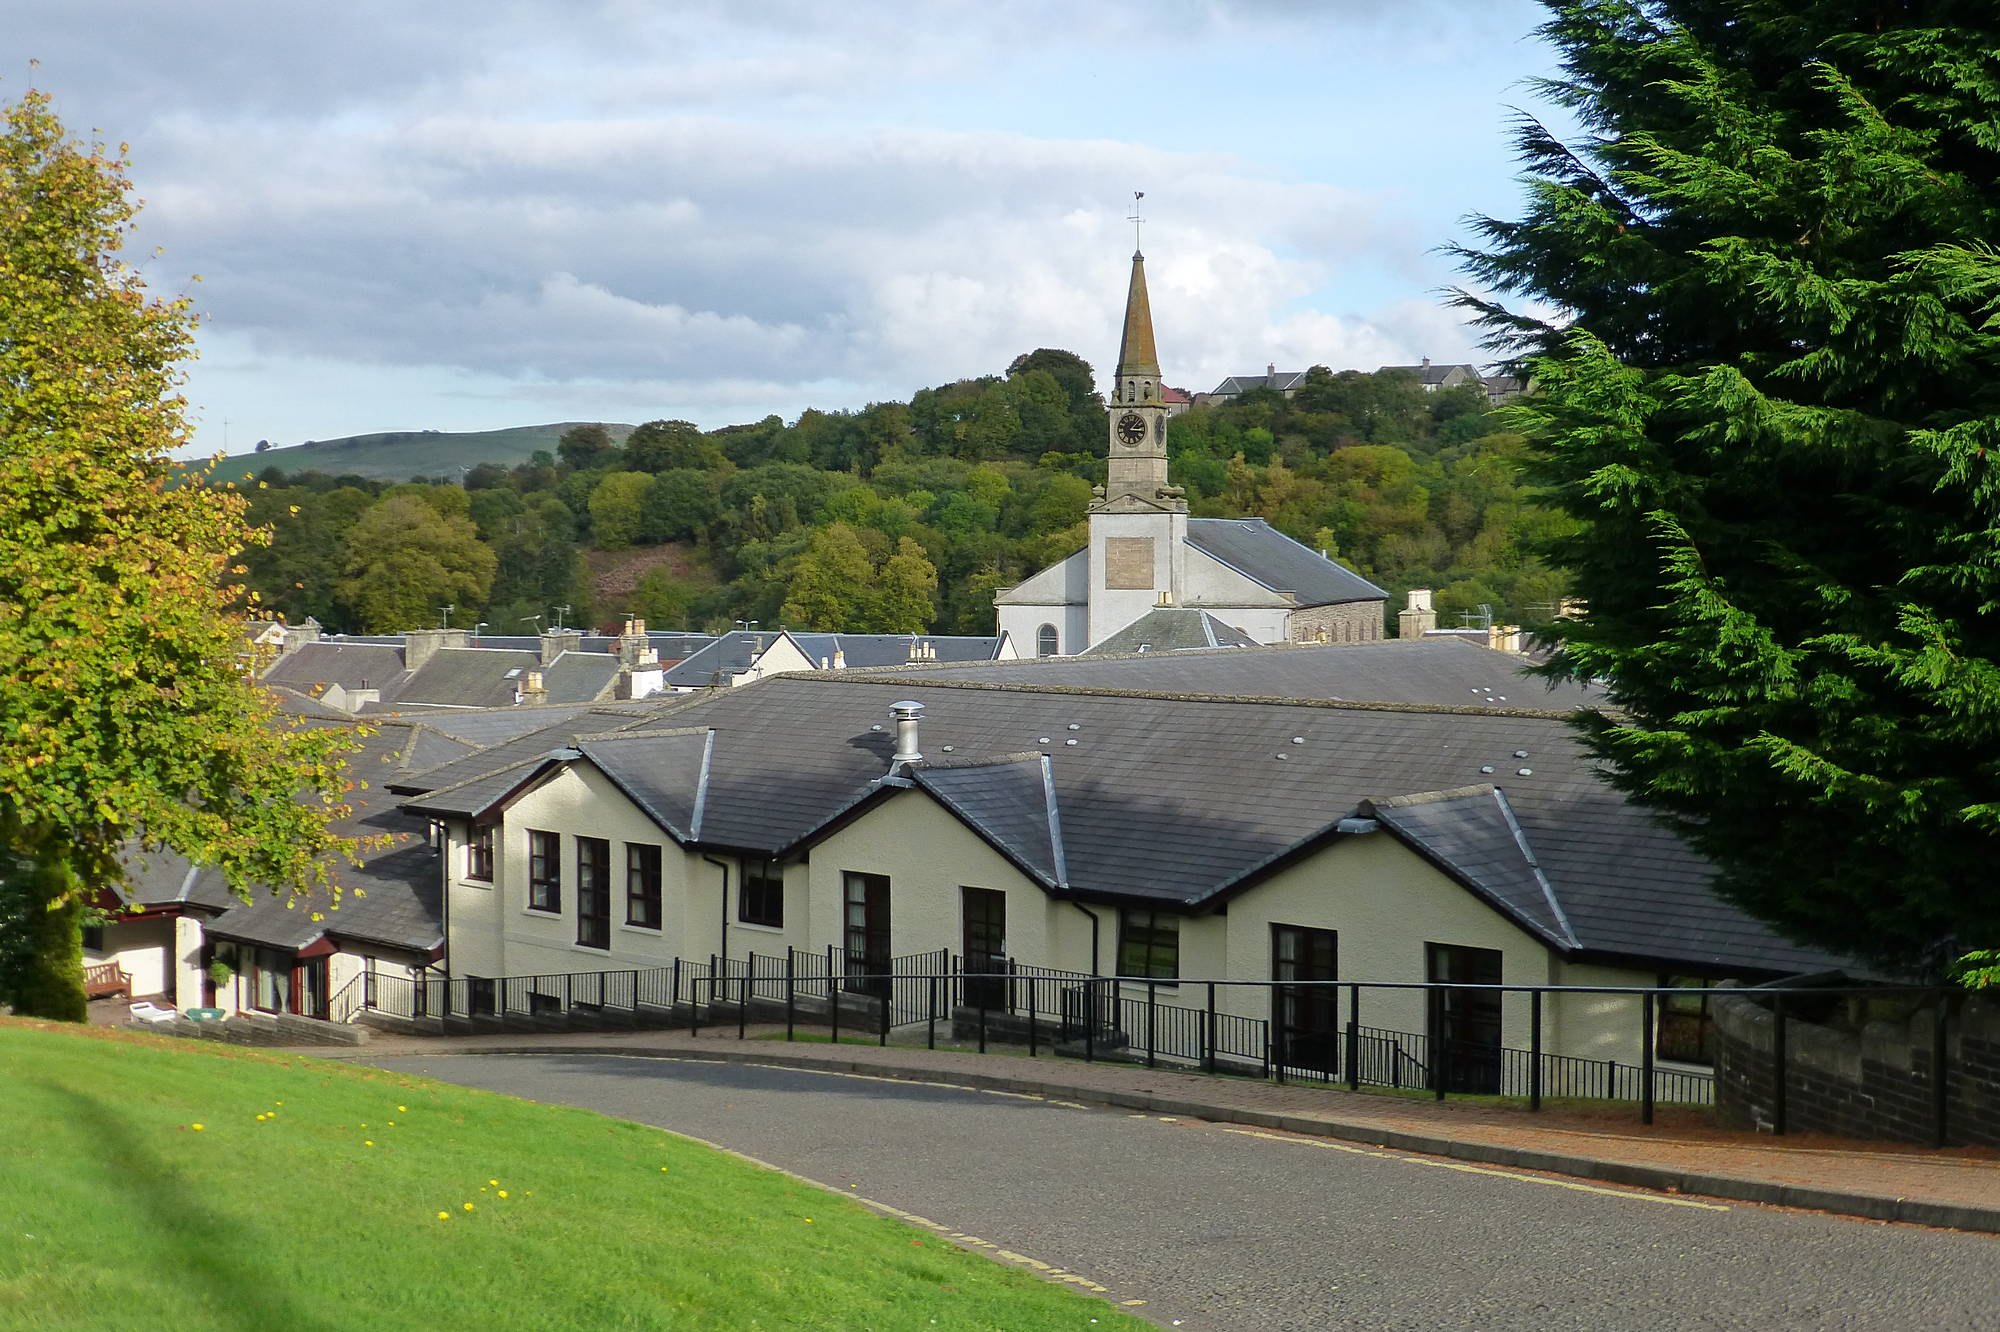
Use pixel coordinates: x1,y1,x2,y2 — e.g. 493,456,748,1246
1117,908,1180,982
466,824,495,882
528,829,561,913
626,843,662,930
576,836,610,950
740,862,784,928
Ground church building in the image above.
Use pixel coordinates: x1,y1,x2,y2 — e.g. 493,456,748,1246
995,249,1388,656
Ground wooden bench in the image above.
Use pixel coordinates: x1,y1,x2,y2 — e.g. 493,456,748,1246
84,961,132,999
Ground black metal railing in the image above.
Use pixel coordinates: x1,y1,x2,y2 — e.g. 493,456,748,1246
332,957,1949,1137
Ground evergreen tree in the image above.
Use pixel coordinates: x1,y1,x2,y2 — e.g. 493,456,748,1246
1455,1,2000,972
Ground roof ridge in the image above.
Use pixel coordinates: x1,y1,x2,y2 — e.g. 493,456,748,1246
772,673,1590,720
915,750,1045,771
576,725,712,743
1365,783,1499,810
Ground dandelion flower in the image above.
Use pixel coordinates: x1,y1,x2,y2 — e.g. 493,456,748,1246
191,1124,204,1132
498,1191,508,1199
399,1106,408,1113
437,1212,450,1220
463,1202,475,1212
388,1121,396,1127
365,1140,375,1147
256,1114,267,1122
804,1218,813,1224
489,1180,498,1187
660,1166,669,1173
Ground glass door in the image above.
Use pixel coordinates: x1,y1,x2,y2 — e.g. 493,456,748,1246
960,887,1008,1011
843,872,891,999
1272,925,1339,1075
1427,943,1503,1093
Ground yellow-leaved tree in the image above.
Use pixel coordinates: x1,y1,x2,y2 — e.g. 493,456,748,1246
0,89,359,1019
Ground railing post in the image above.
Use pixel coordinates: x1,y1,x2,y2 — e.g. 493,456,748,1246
1771,992,1787,1136
692,961,704,1037
740,954,752,1040
563,972,572,1020
928,974,938,1049
672,957,682,1014
1529,988,1543,1112
1145,980,1158,1069
1345,984,1360,1091
785,950,796,1041
1204,982,1218,1075
879,974,890,1047
1027,975,1039,1058
1934,991,1952,1149
1085,980,1097,1063
977,985,988,1055
1641,991,1656,1126
830,956,841,1046
1434,988,1449,1101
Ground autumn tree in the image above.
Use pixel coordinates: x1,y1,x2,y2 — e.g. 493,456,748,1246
0,91,358,1018
1455,0,2000,973
780,523,875,629
874,537,940,633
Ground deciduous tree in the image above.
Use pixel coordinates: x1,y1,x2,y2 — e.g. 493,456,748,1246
0,91,358,1017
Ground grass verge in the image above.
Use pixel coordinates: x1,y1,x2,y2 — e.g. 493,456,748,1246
0,1018,1150,1331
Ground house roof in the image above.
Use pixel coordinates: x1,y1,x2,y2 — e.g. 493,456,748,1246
1209,370,1308,395
1186,518,1386,606
913,754,1066,889
1079,608,1259,655
842,637,1605,710
260,642,409,695
540,650,623,704
394,648,543,709
574,729,715,841
662,631,782,687
1379,361,1480,388
790,633,1004,669
1366,786,1577,950
203,842,443,955
386,707,656,795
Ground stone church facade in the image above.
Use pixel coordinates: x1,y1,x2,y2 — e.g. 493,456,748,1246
995,249,1388,656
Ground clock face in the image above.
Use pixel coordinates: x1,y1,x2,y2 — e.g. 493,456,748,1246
1116,412,1147,445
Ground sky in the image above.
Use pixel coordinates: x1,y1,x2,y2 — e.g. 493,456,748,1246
11,1,1566,455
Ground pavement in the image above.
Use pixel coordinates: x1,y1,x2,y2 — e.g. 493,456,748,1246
296,1022,2000,1235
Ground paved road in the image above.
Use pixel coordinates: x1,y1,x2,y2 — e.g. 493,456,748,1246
365,1052,2000,1331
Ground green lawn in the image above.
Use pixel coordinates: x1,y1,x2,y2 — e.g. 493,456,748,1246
0,1020,1151,1331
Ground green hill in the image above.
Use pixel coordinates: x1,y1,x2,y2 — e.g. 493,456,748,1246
199,422,635,483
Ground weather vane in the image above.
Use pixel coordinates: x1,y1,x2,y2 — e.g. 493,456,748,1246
1129,190,1146,252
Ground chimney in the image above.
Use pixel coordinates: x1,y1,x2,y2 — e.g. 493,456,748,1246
1421,356,1431,368
618,617,648,667
522,670,548,705
1266,362,1276,379
539,628,582,665
831,648,846,670
279,617,323,656
889,700,924,768
404,627,469,672
1398,588,1437,640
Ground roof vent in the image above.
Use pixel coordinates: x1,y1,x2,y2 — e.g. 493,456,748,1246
889,700,925,767
1517,767,1533,777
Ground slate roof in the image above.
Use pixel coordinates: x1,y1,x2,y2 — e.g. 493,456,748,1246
1209,370,1308,395
386,707,658,795
541,651,622,704
360,703,612,746
844,638,1605,710
390,675,1844,976
1379,361,1481,388
791,633,1004,669
204,843,443,954
394,647,543,709
575,730,715,841
1186,518,1386,606
662,631,775,688
260,642,409,695
1080,608,1259,656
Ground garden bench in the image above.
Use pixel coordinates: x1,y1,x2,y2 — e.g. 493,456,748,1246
83,961,131,999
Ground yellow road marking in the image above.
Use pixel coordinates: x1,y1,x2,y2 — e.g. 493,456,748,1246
1218,1128,1731,1211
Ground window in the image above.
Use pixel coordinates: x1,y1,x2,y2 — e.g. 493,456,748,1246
81,924,105,953
576,837,610,949
1657,976,1719,1065
528,830,560,912
1117,909,1179,981
626,843,662,929
467,825,494,882
1036,624,1059,657
252,947,290,1014
741,861,784,928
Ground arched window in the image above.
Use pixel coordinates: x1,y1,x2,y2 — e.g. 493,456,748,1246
1037,624,1059,657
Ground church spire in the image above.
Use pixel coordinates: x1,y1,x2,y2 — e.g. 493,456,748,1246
1115,251,1160,379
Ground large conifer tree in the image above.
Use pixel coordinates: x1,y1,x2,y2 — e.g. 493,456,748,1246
1456,1,2000,973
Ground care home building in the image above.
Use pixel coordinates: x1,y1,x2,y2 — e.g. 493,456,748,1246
390,671,1836,1085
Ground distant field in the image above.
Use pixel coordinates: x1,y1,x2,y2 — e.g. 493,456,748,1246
0,1019,1144,1331
193,422,636,483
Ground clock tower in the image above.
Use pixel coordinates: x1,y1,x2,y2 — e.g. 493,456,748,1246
1092,250,1184,516
1085,247,1188,646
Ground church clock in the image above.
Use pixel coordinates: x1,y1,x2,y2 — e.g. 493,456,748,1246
1116,412,1147,446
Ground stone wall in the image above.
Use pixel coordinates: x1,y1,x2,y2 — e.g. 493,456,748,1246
1712,989,1999,1147
1290,600,1386,645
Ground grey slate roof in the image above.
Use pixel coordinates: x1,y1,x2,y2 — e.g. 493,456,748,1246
1379,361,1481,388
387,707,656,795
1209,370,1308,394
260,642,409,694
913,754,1065,889
790,633,1004,669
575,730,715,841
1186,518,1386,607
394,648,543,709
662,631,774,688
1367,787,1576,949
541,650,623,704
361,703,604,746
858,637,1602,710
1080,608,1259,656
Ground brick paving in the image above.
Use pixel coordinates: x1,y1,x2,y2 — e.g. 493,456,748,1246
306,1021,2000,1231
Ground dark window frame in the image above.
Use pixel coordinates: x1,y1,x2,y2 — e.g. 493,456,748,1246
576,836,611,949
466,824,494,882
1117,909,1180,982
1655,975,1720,1066
1036,623,1059,657
626,842,662,930
740,861,784,928
527,829,561,913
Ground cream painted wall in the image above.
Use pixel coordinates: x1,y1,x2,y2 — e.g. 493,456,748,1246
173,916,206,1008
805,789,1098,978
87,917,175,997
1551,958,1707,1072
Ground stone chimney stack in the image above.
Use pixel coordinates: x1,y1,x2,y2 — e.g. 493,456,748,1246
539,628,583,665
1398,588,1437,640
618,617,648,668
278,617,323,657
404,627,469,672
522,670,548,705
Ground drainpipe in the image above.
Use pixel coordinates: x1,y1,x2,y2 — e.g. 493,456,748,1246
1070,902,1102,976
703,855,732,963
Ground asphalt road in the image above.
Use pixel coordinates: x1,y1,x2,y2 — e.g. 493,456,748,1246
364,1052,2000,1331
